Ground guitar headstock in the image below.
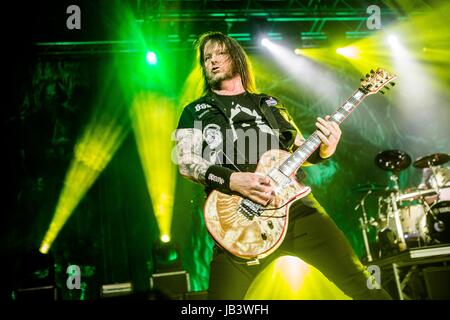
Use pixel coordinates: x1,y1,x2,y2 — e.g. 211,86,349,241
360,68,397,95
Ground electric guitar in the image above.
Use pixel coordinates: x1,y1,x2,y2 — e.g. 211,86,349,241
204,68,397,262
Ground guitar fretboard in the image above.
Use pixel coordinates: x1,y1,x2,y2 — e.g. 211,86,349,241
279,89,367,177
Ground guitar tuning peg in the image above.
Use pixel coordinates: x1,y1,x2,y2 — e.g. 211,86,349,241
360,78,365,82
385,86,390,90
370,69,375,73
390,82,396,86
380,90,385,95
365,73,370,78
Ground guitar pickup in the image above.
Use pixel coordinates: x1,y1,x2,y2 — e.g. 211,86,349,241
240,199,263,219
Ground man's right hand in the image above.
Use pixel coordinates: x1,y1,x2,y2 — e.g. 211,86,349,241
229,172,276,206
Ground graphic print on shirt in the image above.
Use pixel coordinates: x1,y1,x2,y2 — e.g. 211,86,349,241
202,123,223,164
229,103,275,142
199,99,279,168
228,102,278,166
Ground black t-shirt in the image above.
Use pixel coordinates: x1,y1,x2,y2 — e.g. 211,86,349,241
176,91,321,175
212,92,281,172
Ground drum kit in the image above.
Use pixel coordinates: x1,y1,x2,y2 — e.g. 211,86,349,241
354,150,450,261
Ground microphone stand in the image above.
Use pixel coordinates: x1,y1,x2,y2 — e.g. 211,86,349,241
428,160,441,203
355,190,373,262
390,173,407,250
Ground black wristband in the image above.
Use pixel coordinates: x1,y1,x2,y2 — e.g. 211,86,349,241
205,165,234,194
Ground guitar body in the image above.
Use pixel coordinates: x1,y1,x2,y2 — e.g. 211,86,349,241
203,149,311,260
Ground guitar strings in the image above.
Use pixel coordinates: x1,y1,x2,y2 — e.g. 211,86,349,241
216,147,291,218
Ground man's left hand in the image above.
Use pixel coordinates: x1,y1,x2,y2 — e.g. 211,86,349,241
315,115,341,158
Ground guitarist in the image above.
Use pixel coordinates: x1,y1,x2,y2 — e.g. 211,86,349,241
175,31,391,300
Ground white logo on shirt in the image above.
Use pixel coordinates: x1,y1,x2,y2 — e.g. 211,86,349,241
229,104,275,142
195,103,211,112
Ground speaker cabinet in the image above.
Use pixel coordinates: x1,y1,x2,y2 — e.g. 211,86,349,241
423,266,450,299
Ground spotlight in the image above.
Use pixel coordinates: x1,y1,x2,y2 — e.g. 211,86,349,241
387,35,399,47
336,46,359,58
161,234,170,243
261,38,270,47
146,51,157,65
39,243,50,254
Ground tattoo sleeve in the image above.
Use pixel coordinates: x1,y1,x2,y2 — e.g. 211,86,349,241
175,128,212,185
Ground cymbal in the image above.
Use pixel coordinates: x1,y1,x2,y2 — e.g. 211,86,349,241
413,153,450,168
353,183,396,195
375,150,412,172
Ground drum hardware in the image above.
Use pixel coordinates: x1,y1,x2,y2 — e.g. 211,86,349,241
355,152,450,259
374,149,413,249
388,170,409,248
412,153,450,169
353,183,395,195
354,189,374,262
353,182,399,261
396,188,438,202
375,149,412,174
414,152,450,204
411,153,450,245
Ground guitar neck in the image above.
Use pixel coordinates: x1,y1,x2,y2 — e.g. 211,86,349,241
279,89,367,177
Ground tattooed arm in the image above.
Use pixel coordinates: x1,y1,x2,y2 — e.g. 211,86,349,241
176,126,235,193
175,127,274,203
175,127,211,185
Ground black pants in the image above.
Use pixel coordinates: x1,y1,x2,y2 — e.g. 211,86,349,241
207,194,392,300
